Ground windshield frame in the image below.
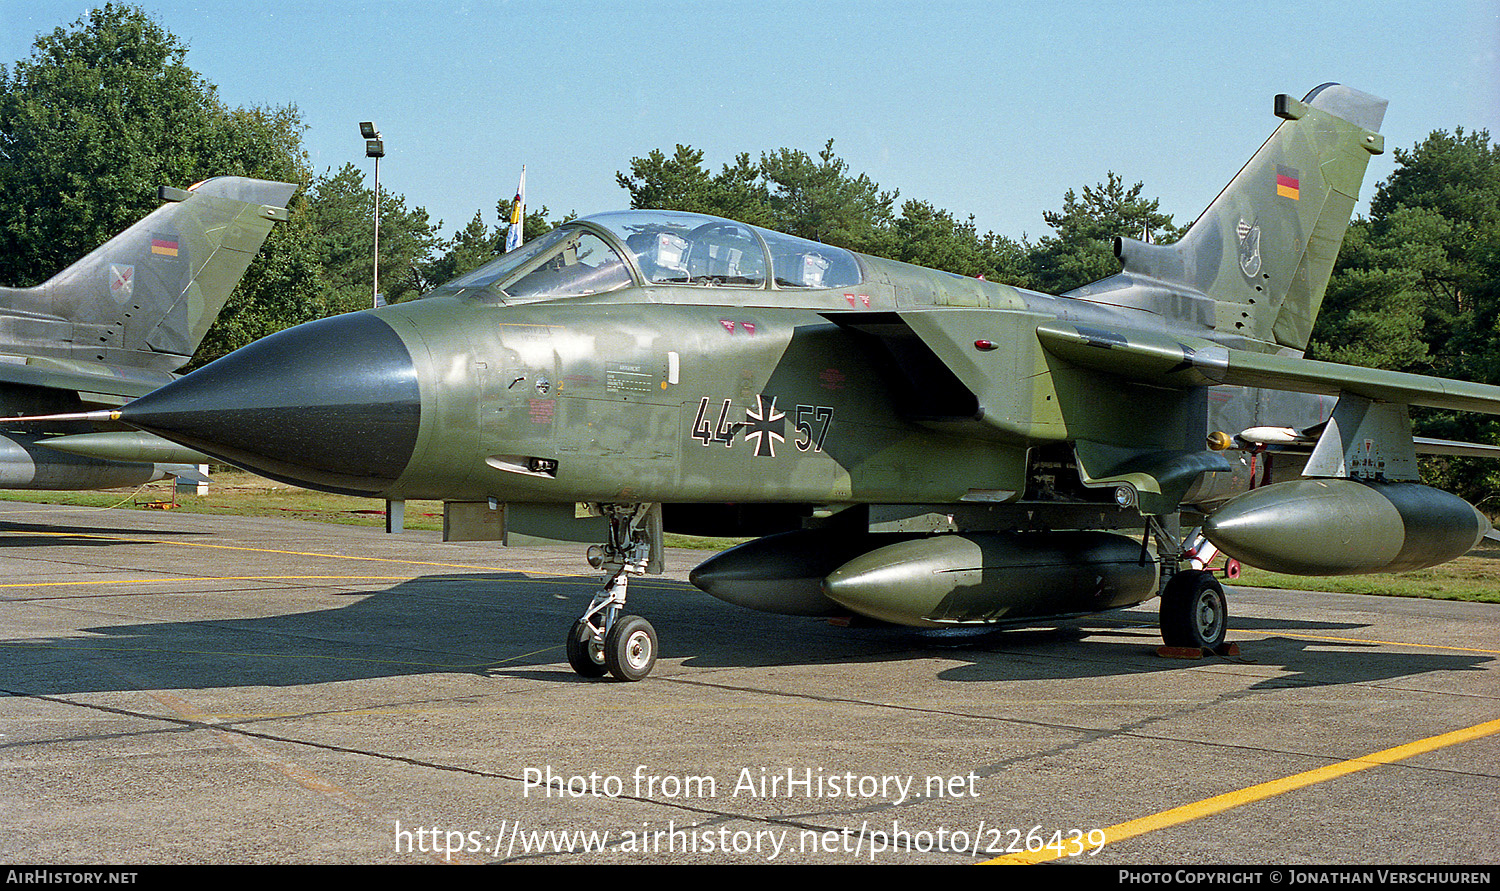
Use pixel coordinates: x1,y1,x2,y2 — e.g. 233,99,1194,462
422,226,576,300
424,210,867,302
499,227,634,300
583,211,773,289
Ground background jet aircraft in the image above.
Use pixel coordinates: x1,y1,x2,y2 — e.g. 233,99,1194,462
0,177,294,490
76,85,1499,681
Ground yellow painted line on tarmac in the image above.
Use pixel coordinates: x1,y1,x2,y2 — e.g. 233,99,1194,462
982,717,1500,864
0,575,415,588
0,528,698,594
0,527,572,575
1101,616,1500,656
5,638,560,671
1258,630,1500,656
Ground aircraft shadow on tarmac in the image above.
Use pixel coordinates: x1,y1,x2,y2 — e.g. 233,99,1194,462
2,570,1490,698
0,518,207,547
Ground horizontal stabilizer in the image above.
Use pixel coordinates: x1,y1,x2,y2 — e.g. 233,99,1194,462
0,359,168,402
1230,428,1500,460
1413,437,1500,459
165,464,210,484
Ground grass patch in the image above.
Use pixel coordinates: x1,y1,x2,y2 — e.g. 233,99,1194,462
662,533,749,551
0,469,746,550
0,469,446,531
1228,540,1500,604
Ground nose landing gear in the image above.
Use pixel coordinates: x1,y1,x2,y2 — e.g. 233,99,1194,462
566,504,661,681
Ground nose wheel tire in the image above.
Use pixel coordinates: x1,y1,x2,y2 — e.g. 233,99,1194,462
604,615,658,681
566,619,609,678
1160,569,1229,651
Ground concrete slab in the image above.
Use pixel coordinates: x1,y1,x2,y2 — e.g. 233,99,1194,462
0,501,1495,864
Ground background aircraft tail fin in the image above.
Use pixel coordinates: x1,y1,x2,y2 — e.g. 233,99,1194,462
1066,84,1387,353
0,176,296,373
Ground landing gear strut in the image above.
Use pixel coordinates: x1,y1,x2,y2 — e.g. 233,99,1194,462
1152,518,1231,652
566,504,660,681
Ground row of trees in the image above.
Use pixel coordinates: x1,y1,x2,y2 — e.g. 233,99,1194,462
0,5,1194,367
614,142,1182,294
0,5,478,363
2,6,1496,501
1310,128,1500,503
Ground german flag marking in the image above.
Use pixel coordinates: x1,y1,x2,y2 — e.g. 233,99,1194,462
1276,164,1300,200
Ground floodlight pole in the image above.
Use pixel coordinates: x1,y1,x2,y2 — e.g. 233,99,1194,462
359,122,403,534
360,122,385,309
373,152,380,309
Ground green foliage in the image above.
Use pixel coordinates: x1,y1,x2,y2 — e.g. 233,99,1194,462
1309,221,1432,371
1370,128,1500,226
412,198,561,292
1311,128,1500,505
415,211,498,292
0,3,309,287
616,145,771,227
1026,171,1184,294
300,163,441,312
759,140,897,253
618,144,1187,292
891,199,1030,285
1315,129,1500,376
617,141,1029,283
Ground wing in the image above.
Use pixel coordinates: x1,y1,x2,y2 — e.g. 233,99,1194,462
1035,321,1500,416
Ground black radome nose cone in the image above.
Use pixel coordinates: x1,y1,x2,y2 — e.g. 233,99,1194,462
121,312,421,496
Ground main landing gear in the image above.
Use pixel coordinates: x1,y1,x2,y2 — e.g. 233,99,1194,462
566,504,660,681
1152,519,1231,652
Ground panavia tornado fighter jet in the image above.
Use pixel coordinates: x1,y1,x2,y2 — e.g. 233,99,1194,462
0,177,294,490
46,85,1499,680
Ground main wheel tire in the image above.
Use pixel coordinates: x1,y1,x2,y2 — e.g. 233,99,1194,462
604,615,657,681
566,619,608,678
1160,569,1229,651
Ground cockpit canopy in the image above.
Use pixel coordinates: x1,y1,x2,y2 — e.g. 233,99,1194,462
426,210,863,302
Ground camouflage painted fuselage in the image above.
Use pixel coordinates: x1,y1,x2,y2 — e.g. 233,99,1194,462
371,275,1259,509
109,85,1496,627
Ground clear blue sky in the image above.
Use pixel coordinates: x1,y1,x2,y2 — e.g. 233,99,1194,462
3,1,1497,243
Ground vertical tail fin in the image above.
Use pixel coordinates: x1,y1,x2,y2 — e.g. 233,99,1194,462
1067,84,1387,353
0,176,296,372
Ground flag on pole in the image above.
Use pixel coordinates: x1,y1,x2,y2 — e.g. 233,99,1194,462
505,166,526,252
